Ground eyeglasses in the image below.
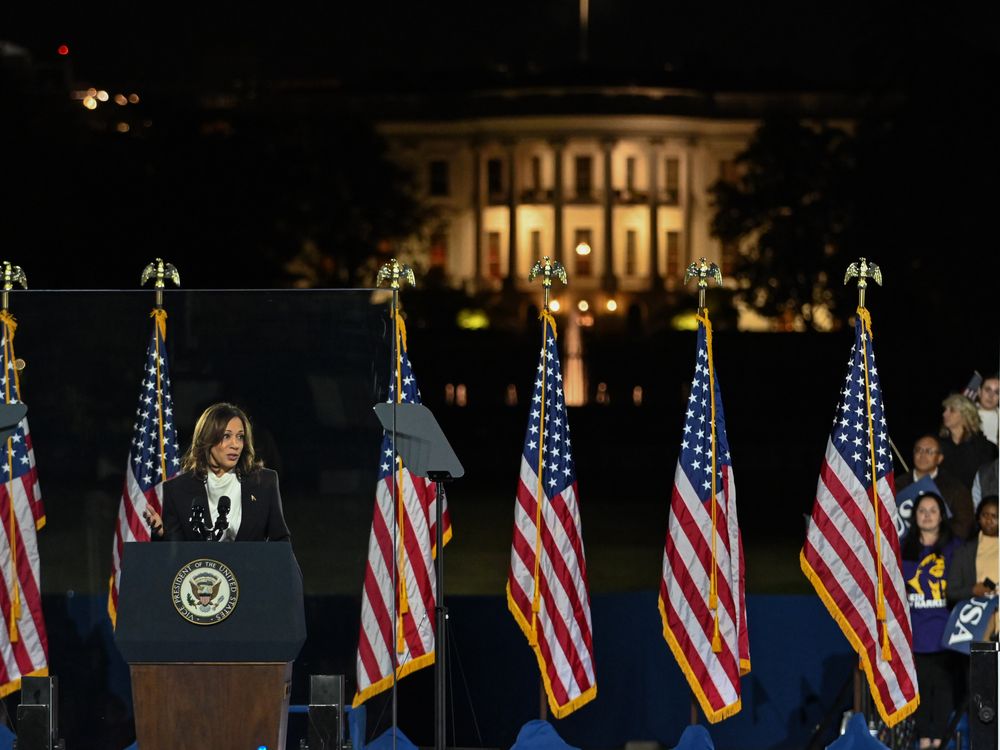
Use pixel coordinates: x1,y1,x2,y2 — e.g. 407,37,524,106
913,447,940,455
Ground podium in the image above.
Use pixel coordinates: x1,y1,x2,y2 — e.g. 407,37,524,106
115,541,306,750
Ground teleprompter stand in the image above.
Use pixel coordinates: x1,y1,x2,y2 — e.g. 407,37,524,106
374,402,463,750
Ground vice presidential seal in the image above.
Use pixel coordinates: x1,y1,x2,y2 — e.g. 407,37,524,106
172,559,239,625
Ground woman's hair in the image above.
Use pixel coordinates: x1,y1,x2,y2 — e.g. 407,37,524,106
940,393,982,441
900,492,953,561
181,402,263,479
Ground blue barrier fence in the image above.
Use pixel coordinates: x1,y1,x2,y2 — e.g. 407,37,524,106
38,592,855,750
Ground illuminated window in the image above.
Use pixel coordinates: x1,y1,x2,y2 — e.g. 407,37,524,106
719,159,739,185
664,157,680,205
574,156,592,199
429,160,449,197
531,156,542,191
429,229,447,269
487,232,502,279
625,230,638,276
666,231,682,278
530,230,542,259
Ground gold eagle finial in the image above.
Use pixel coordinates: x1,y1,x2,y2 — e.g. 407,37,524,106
529,256,568,311
844,257,882,308
684,257,723,309
376,259,416,290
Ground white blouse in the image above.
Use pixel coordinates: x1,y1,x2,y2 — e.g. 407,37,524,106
205,470,242,541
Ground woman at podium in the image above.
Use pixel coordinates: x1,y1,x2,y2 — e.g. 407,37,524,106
146,402,291,542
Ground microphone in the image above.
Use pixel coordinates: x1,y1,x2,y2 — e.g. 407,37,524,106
212,495,231,541
189,498,212,541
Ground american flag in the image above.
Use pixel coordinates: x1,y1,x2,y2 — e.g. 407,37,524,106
107,310,180,626
800,309,918,727
507,313,596,718
353,315,451,707
659,312,749,723
0,312,48,696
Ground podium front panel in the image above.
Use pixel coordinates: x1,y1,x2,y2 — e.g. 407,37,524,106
115,541,306,663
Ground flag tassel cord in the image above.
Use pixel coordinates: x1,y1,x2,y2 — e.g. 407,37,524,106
1,312,20,642
394,310,410,655
697,308,722,653
151,310,170,497
530,311,557,646
857,306,891,661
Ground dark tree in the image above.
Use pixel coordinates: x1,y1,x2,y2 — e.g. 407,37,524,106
710,117,858,331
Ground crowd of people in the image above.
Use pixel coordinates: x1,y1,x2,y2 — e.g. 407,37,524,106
896,373,998,749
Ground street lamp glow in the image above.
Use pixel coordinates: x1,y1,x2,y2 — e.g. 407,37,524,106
606,299,618,312
549,299,561,312
578,300,589,312
575,241,591,256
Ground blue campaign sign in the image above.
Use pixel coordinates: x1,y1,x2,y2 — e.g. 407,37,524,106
942,596,999,654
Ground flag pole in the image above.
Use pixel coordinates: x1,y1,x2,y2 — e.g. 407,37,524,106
0,261,28,643
528,256,567,719
843,258,888,724
682,257,723,724
376,259,415,750
140,259,181,485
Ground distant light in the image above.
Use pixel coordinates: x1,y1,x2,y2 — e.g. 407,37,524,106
455,384,467,407
456,308,489,330
86,87,97,97
577,300,589,312
57,45,70,56
116,122,130,133
632,386,643,406
114,93,128,106
444,384,455,405
595,382,609,405
96,90,109,102
82,96,97,110
128,93,140,104
549,300,561,312
505,384,518,406
605,299,618,312
670,311,700,331
575,242,591,256
579,313,594,327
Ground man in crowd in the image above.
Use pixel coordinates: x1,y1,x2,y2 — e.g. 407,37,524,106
897,434,974,539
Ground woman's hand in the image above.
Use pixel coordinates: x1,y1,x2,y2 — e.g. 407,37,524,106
972,582,991,597
143,508,164,538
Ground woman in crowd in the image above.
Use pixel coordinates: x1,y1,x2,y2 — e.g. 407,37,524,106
939,394,995,489
947,495,999,622
901,492,961,750
145,402,290,542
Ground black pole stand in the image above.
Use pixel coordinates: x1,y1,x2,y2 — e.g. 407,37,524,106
374,402,463,750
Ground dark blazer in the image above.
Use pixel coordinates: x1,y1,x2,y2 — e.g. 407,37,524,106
161,469,290,542
946,536,979,603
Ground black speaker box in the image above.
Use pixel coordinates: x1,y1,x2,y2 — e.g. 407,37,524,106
14,704,50,750
307,674,344,750
969,641,998,750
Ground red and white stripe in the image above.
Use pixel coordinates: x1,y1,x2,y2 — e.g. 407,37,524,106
0,421,48,697
660,462,749,722
507,455,596,718
353,469,451,705
801,441,918,725
107,460,161,626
